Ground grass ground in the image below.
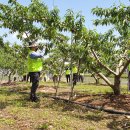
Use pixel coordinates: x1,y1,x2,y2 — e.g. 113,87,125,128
0,81,130,130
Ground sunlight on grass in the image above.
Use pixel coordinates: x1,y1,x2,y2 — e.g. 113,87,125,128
42,81,130,95
0,118,15,125
75,84,113,94
0,82,129,130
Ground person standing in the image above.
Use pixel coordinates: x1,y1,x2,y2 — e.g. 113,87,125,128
79,72,84,83
72,65,78,86
65,67,71,83
27,42,44,102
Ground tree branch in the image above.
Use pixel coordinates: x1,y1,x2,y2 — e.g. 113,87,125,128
91,49,117,76
119,59,130,77
24,32,30,38
117,50,130,77
91,67,113,87
98,72,113,87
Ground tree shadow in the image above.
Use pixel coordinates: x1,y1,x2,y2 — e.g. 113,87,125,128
0,101,8,109
43,97,106,122
0,87,130,128
107,116,130,130
0,89,42,109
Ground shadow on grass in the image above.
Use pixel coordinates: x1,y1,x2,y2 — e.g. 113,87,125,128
107,116,130,130
0,89,44,109
0,101,8,109
0,88,128,128
43,97,105,122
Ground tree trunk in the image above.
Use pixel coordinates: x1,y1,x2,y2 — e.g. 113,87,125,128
90,72,100,85
55,75,60,97
69,84,74,100
55,59,66,97
95,78,100,85
8,72,12,83
0,73,4,85
113,75,121,95
92,74,100,85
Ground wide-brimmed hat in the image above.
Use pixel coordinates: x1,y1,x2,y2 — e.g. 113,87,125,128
28,42,39,48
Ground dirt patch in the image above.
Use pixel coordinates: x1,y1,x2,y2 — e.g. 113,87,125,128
38,86,130,112
39,86,56,93
38,85,70,94
73,94,130,112
1,82,17,86
2,82,130,113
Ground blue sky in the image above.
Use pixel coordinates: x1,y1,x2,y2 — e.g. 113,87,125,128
0,0,129,44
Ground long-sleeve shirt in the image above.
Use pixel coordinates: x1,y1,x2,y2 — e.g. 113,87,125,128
30,51,44,59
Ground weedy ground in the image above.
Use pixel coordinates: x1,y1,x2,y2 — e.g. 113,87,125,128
0,81,130,130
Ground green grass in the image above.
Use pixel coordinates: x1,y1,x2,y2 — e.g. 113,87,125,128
75,84,113,94
42,80,130,95
0,81,129,130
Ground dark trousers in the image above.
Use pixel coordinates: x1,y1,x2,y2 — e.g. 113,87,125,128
79,75,84,83
53,75,58,84
66,74,70,83
29,72,40,99
73,73,78,86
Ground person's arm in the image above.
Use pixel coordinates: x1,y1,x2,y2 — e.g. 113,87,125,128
30,51,44,59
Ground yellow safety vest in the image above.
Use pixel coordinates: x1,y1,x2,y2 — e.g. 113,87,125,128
27,50,43,72
72,67,78,73
66,69,71,75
